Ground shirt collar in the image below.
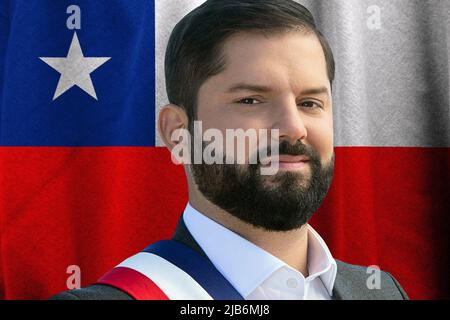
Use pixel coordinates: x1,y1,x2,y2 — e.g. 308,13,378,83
183,203,337,297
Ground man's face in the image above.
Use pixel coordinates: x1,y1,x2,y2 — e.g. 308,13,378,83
191,31,335,231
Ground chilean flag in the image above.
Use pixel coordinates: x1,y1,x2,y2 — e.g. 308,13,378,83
0,0,448,300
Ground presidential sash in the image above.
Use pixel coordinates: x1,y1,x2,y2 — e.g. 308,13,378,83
96,240,244,300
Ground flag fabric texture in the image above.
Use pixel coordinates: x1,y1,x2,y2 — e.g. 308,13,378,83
0,0,449,300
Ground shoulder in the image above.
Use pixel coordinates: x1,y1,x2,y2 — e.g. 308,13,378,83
49,284,134,300
334,260,409,300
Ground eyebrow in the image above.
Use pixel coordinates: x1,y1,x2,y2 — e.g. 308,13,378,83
225,83,330,96
300,86,329,96
226,83,272,93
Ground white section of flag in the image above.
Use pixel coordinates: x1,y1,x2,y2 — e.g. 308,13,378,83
155,0,450,148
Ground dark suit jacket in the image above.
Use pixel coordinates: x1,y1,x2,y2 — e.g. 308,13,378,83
51,217,409,300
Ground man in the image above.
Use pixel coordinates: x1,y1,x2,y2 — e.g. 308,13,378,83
52,0,408,300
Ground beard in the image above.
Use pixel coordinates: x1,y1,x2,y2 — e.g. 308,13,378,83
190,139,335,232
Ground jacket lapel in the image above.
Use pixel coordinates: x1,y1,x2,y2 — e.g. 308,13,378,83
331,260,359,300
171,215,208,258
331,269,347,300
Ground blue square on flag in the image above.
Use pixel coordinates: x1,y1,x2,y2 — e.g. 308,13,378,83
0,0,155,146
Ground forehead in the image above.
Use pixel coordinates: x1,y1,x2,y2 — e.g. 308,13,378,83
210,31,329,92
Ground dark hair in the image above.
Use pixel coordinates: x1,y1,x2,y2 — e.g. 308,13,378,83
165,0,335,123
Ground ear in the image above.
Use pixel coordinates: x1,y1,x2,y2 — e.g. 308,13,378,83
157,104,189,151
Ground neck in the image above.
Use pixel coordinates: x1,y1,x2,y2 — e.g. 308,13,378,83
188,182,310,277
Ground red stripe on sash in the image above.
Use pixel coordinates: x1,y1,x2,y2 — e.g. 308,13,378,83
96,267,169,300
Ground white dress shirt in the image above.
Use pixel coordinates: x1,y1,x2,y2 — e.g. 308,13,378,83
183,203,337,300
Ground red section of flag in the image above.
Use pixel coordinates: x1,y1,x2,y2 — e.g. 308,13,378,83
311,147,450,300
0,147,448,299
96,266,169,300
0,147,187,299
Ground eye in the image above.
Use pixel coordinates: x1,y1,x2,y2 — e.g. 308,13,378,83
237,97,262,105
298,100,323,109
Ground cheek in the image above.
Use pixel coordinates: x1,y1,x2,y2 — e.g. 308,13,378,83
196,110,263,161
198,107,266,132
305,118,334,162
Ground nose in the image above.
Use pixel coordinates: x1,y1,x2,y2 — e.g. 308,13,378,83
272,98,307,145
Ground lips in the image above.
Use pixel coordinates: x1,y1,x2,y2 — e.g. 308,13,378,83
260,155,310,167
277,155,310,163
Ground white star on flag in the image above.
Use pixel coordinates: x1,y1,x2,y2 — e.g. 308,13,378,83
40,32,111,100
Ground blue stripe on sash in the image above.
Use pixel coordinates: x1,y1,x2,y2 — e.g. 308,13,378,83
143,240,244,300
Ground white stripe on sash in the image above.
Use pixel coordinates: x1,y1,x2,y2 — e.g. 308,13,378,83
116,252,213,300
